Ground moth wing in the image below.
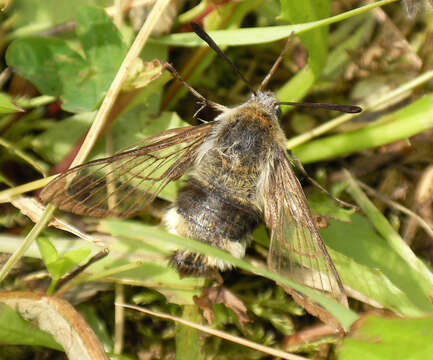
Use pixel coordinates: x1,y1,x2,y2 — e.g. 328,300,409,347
262,147,347,306
40,123,214,218
402,0,418,17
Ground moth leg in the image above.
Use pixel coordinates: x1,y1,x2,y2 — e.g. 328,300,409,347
192,101,208,123
287,150,358,210
169,250,223,283
162,61,229,113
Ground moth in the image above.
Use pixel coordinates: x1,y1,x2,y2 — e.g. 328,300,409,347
40,23,361,308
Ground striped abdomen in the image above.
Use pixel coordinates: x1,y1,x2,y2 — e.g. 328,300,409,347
164,108,273,276
166,178,260,275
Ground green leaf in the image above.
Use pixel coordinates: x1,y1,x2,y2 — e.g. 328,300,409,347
36,235,91,281
323,215,433,316
249,301,295,335
31,112,95,164
0,173,14,187
6,37,87,97
152,0,397,47
78,304,113,352
0,303,62,350
344,177,433,312
293,93,433,163
255,187,428,316
0,229,203,305
36,236,59,265
175,305,203,360
90,221,203,305
0,93,23,114
164,0,262,109
322,15,375,79
67,6,127,112
277,0,330,105
6,6,127,113
2,223,357,327
97,219,358,330
47,248,91,280
255,194,429,316
75,6,126,69
308,192,355,223
338,315,433,360
31,62,169,166
9,0,112,38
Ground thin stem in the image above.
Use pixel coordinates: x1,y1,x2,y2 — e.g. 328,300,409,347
117,303,309,360
0,176,56,203
344,170,433,287
357,180,433,240
16,95,56,109
0,137,48,176
71,0,172,167
0,204,56,282
114,284,125,355
286,70,433,149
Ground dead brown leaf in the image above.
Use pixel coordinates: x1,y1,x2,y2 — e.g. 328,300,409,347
194,286,250,327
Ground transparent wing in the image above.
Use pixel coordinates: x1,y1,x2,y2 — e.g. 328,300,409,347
40,123,214,218
262,147,347,306
402,0,418,17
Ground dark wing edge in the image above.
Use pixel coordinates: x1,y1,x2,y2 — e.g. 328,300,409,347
261,147,348,308
40,123,214,218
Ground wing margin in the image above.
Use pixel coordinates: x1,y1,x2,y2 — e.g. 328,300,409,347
40,123,214,217
261,147,347,307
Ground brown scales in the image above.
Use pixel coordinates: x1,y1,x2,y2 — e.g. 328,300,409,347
168,102,279,276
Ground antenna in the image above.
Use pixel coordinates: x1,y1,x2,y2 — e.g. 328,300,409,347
189,23,362,115
259,33,294,91
190,22,256,95
278,101,362,114
258,33,362,114
162,62,228,115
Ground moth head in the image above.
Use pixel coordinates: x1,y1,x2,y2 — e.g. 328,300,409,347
248,91,281,121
